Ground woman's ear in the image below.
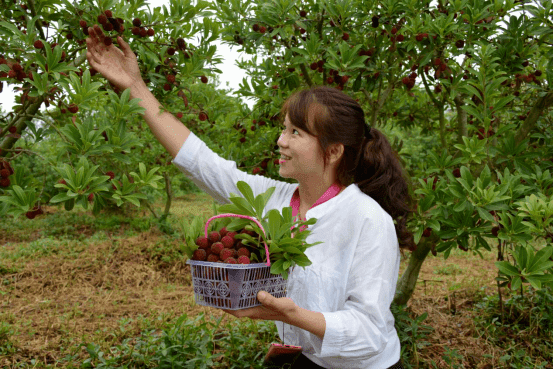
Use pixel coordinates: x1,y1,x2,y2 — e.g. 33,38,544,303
328,143,344,165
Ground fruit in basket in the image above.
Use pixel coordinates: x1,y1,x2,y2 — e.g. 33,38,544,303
207,254,219,262
237,247,250,258
220,248,234,261
192,249,207,261
208,231,221,243
211,242,224,255
238,255,250,264
195,236,209,250
221,235,234,248
225,257,237,264
219,226,228,237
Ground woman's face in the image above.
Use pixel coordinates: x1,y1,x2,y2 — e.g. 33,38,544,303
276,114,326,183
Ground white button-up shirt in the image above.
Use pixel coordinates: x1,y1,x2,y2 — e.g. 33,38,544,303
172,132,402,368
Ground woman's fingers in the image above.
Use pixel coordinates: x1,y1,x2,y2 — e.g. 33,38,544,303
116,36,133,58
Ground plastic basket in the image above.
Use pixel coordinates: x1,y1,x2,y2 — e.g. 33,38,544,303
186,213,288,310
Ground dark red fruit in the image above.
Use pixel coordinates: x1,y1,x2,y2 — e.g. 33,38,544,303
68,104,79,113
455,40,465,48
163,83,171,91
103,37,113,46
252,24,260,32
104,10,112,17
240,137,246,143
259,26,266,34
132,18,141,27
534,70,542,77
177,38,186,49
88,193,94,202
34,40,44,49
139,28,147,37
147,28,155,36
208,231,220,243
8,126,17,133
106,171,115,180
342,32,349,41
201,75,208,83
491,226,500,237
422,228,431,237
0,169,10,179
79,20,87,28
192,249,207,261
176,112,183,119
300,10,307,17
195,236,209,249
397,34,404,42
98,14,107,24
453,168,461,178
167,74,176,83
199,112,208,121
167,47,175,55
391,26,397,34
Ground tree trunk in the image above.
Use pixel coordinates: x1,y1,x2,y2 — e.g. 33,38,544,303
393,237,434,306
163,172,172,217
515,91,553,145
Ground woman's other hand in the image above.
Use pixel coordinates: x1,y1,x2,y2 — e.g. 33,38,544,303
85,25,144,92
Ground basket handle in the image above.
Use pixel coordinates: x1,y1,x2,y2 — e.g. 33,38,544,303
205,213,271,266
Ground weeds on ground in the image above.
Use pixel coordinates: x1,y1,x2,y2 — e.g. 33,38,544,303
392,303,434,368
474,286,553,368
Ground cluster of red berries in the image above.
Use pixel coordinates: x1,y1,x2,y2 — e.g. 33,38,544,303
0,159,14,188
326,69,350,89
191,226,260,264
401,72,417,90
252,24,267,34
309,60,325,72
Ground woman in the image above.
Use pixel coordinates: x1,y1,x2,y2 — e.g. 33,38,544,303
85,28,415,369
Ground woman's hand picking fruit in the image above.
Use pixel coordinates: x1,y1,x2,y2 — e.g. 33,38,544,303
85,25,144,91
222,291,299,322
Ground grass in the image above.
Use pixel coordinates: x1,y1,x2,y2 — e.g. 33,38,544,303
1,192,552,368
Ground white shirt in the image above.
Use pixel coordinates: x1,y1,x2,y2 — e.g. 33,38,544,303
172,132,402,368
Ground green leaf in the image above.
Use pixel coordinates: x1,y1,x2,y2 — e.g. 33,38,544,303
495,261,520,276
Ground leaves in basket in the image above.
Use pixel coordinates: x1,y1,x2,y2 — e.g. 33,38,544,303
213,181,323,279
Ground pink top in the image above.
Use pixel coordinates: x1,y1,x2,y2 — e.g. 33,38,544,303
290,182,344,234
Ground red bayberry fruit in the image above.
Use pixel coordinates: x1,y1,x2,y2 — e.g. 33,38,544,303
199,112,208,121
453,168,461,178
211,242,224,255
342,32,349,41
132,18,141,27
195,236,210,249
237,255,250,264
237,247,250,258
200,75,208,83
224,257,237,264
455,40,465,48
259,26,266,34
192,249,207,261
106,171,115,180
422,228,431,237
391,26,397,34
104,9,112,17
0,169,9,179
163,83,171,91
68,103,79,113
79,20,87,28
300,9,307,17
207,254,219,262
98,14,107,24
167,74,176,83
252,24,260,32
8,126,17,133
252,167,261,175
491,226,500,237
139,28,147,37
176,112,183,119
34,40,44,49
88,193,94,202
177,38,186,49
103,37,113,46
147,28,155,36
167,47,175,55
208,231,220,243
240,137,246,143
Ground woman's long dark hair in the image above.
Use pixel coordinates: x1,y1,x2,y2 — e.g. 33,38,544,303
280,85,416,251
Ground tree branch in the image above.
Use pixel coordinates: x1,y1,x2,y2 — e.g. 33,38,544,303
515,91,553,145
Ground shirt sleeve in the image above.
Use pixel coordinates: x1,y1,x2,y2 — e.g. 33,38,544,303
315,213,400,360
171,131,291,208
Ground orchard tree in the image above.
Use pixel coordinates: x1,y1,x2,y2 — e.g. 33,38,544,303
210,0,553,306
0,0,245,224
